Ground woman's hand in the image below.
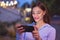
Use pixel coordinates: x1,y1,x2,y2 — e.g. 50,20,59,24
32,26,41,40
15,23,25,34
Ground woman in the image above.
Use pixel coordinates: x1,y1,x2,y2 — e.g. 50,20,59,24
16,1,56,40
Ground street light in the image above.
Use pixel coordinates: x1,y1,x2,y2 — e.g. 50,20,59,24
0,1,18,7
25,8,31,12
0,1,6,8
14,1,17,5
5,1,9,6
10,1,14,6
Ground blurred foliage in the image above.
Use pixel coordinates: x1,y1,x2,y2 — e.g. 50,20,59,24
0,22,16,37
37,0,60,16
51,0,60,16
0,22,8,36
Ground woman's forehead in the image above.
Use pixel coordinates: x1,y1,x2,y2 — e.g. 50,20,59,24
33,6,40,9
32,6,43,12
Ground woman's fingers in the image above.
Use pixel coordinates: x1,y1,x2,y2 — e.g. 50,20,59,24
33,25,38,31
32,31,38,36
32,26,40,39
15,23,25,34
15,23,21,28
17,27,23,31
18,29,25,34
32,29,38,36
32,31,38,34
17,27,25,34
33,35,39,38
32,31,39,38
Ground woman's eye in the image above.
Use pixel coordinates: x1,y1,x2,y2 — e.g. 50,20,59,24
37,11,41,14
37,13,40,14
32,11,40,14
32,12,40,14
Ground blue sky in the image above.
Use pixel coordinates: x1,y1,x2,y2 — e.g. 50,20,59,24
16,0,36,8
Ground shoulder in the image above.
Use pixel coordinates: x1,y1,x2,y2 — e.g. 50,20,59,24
40,24,56,34
45,24,56,31
39,24,56,39
39,24,56,37
43,24,56,33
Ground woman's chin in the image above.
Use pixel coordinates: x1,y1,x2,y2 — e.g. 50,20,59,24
35,20,40,23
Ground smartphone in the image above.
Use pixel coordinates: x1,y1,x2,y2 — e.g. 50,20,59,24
18,25,34,32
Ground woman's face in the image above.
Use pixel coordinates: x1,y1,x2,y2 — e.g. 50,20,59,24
32,6,46,22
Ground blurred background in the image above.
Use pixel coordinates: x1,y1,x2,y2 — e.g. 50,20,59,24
0,0,60,40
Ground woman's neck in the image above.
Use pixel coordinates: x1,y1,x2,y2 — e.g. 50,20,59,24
36,20,46,29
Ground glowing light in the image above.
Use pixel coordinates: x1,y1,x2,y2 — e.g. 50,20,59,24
25,8,31,12
1,1,5,7
0,1,17,7
5,1,9,6
25,17,30,21
10,1,14,6
14,1,17,5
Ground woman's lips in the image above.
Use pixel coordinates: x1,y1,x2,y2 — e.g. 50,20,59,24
34,17,39,20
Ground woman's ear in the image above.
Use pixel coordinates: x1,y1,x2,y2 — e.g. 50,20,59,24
43,11,46,16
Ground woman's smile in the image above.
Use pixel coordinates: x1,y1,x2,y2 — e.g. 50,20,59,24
34,17,39,20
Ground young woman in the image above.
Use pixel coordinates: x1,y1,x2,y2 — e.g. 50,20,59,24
16,1,56,40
